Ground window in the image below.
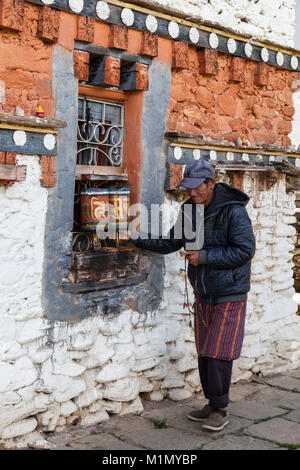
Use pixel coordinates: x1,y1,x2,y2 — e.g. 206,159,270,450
77,97,125,167
62,57,148,293
73,95,129,253
67,90,141,287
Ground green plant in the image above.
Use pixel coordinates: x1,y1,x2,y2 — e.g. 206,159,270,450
150,417,167,429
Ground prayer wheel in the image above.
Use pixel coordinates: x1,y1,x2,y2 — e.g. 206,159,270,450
108,188,130,239
80,188,110,231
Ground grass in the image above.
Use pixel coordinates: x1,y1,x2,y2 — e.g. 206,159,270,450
243,431,300,450
276,443,300,450
149,417,167,429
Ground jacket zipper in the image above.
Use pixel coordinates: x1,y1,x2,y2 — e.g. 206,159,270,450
198,209,221,296
184,204,221,297
201,265,206,295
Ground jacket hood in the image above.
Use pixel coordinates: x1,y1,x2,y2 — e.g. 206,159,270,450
204,182,250,215
182,182,250,227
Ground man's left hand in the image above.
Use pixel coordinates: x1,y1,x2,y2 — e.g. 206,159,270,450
184,251,199,266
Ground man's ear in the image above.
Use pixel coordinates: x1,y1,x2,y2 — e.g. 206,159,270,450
209,179,216,190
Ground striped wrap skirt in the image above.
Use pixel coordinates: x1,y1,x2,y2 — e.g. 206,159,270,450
194,298,247,361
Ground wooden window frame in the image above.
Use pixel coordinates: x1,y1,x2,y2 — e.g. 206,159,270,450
68,84,142,291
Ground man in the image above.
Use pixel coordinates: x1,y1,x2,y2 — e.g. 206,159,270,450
131,159,256,431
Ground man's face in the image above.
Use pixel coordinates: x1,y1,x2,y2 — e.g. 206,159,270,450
187,179,215,206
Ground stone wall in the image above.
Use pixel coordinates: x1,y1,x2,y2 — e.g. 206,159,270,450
168,48,296,147
1,168,299,448
0,0,300,448
0,2,54,117
233,172,300,378
137,0,295,47
293,193,300,294
0,155,47,329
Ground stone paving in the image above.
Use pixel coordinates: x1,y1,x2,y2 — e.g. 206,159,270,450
31,367,300,450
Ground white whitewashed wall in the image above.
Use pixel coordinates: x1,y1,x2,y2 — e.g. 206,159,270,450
140,0,296,47
1,165,300,448
0,0,299,449
0,155,50,444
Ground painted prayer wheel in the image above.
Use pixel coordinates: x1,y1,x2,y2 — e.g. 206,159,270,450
108,188,130,237
80,188,110,231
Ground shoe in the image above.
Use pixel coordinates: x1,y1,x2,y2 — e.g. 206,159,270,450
187,405,212,422
201,408,229,431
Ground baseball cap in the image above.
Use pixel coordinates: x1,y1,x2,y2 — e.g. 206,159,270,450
178,159,215,189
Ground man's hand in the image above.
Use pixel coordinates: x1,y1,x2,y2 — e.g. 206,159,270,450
184,250,199,266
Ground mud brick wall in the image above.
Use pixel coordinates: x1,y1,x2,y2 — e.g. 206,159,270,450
168,48,298,147
293,192,300,294
0,2,54,117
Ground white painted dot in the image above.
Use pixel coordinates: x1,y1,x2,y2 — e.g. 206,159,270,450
145,15,158,33
209,33,219,49
295,158,300,167
193,149,201,160
189,27,199,44
227,38,237,54
226,152,234,161
261,47,269,63
41,0,55,4
269,155,275,162
210,150,217,160
242,153,249,162
256,154,263,160
174,146,182,160
43,134,56,151
96,1,110,20
68,0,84,13
244,42,252,58
291,55,299,70
121,8,134,27
276,52,284,67
168,21,179,39
13,130,27,147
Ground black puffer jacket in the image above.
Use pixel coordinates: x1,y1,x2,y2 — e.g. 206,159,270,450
133,182,256,303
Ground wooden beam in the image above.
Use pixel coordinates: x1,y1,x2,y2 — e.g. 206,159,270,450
26,0,300,69
0,164,26,181
79,84,127,103
89,56,121,87
76,165,128,180
60,273,147,294
167,137,300,157
0,113,66,130
215,164,271,172
107,0,300,53
119,62,148,91
0,123,58,135
272,159,300,177
76,175,128,181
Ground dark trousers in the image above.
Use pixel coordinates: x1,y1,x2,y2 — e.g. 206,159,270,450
198,356,233,409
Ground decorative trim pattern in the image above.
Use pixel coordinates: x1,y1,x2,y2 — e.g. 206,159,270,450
0,113,65,156
165,148,300,190
26,0,300,72
0,128,57,156
167,144,300,168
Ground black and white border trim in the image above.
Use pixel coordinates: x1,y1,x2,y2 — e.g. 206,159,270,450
0,128,57,156
28,0,300,72
168,145,300,168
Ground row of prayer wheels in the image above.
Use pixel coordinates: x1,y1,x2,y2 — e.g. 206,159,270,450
80,188,131,252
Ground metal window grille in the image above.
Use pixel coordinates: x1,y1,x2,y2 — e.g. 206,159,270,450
77,97,125,167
